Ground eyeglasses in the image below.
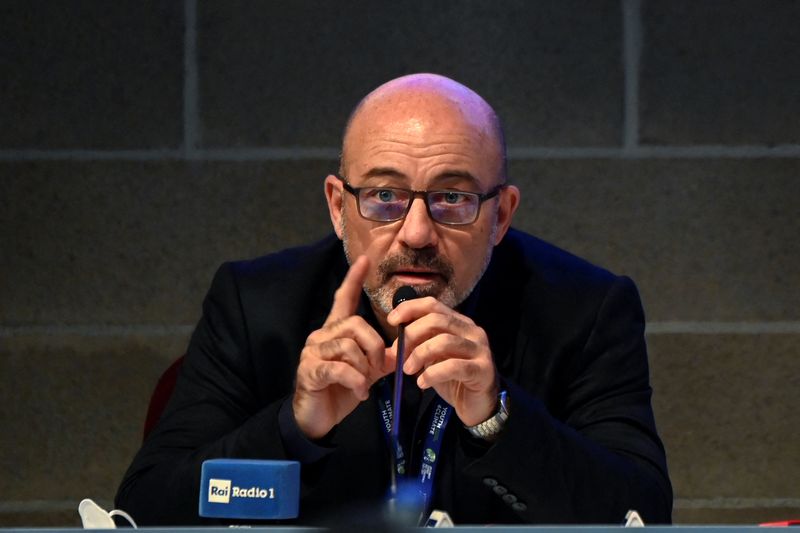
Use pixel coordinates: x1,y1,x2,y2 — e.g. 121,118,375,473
337,175,505,226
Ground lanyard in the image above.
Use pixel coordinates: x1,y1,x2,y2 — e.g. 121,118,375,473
376,378,453,513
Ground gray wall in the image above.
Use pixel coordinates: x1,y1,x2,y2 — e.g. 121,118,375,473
1,0,798,526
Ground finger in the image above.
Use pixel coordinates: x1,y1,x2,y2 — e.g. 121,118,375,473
400,307,490,373
387,296,473,328
417,359,499,426
403,333,477,375
312,337,370,375
416,357,493,392
402,311,479,350
316,315,386,374
381,346,397,376
325,255,370,325
299,359,370,399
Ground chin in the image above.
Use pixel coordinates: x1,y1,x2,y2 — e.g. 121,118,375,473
366,280,459,314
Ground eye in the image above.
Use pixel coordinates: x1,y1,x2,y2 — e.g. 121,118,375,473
434,191,469,205
443,191,468,204
376,189,396,202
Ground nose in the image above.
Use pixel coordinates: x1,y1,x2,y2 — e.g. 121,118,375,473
396,197,439,249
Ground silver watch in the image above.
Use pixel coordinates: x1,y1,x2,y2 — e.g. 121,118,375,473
466,390,510,441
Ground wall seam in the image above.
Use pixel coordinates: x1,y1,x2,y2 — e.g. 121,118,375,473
183,0,200,157
2,322,800,338
3,145,800,162
622,0,642,152
674,497,800,510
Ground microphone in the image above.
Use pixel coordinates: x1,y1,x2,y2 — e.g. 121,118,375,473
390,285,419,498
392,285,419,308
198,459,300,520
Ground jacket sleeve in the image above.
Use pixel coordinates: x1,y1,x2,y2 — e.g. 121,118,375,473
461,275,673,524
114,263,294,525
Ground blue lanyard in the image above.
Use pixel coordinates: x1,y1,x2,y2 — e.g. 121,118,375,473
376,378,453,513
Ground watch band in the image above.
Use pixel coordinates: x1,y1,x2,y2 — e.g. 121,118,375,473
465,390,509,441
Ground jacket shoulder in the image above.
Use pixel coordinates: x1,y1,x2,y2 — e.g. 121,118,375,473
227,233,344,283
204,234,346,336
494,228,619,292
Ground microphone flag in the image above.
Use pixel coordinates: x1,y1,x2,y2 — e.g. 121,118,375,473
199,459,300,520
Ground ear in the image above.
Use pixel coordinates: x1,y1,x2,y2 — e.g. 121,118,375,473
492,185,520,245
324,174,345,239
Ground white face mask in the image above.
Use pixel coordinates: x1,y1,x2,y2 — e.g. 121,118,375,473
78,498,137,529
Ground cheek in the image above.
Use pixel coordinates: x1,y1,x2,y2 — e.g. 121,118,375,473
346,223,394,269
447,230,493,274
362,239,396,289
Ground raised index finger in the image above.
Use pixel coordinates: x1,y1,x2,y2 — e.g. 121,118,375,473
325,255,370,325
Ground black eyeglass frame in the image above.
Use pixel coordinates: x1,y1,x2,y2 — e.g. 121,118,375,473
336,174,505,226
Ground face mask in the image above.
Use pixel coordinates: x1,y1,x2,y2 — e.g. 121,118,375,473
78,498,137,529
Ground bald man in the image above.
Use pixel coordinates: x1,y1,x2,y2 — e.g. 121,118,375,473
117,74,672,526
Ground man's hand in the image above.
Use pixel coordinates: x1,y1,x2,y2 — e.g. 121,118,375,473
292,256,394,440
387,297,499,427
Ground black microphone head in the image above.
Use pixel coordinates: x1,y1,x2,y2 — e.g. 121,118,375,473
392,285,418,309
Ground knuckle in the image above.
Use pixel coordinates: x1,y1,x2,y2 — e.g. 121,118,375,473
369,338,385,358
299,344,317,363
296,358,321,388
459,335,477,353
306,329,324,345
439,333,465,354
446,313,463,332
313,362,331,383
337,337,359,355
319,337,346,358
347,315,368,329
465,360,482,378
424,296,438,307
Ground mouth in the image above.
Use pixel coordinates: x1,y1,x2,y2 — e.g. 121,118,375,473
389,269,444,284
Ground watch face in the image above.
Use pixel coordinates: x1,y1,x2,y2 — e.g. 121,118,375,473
467,391,509,440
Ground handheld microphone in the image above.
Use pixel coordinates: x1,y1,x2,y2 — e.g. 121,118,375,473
390,285,419,497
199,459,300,520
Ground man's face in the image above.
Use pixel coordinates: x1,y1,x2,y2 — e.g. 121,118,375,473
326,86,518,318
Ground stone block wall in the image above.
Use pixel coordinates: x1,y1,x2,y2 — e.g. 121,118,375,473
1,0,798,526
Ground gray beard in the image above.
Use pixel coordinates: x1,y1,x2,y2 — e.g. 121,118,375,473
340,210,498,314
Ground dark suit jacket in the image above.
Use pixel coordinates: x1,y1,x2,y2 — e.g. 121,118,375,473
116,228,672,525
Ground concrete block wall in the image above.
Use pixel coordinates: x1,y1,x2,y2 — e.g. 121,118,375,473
1,0,798,526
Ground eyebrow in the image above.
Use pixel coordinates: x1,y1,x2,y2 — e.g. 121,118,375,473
363,167,407,181
361,167,481,188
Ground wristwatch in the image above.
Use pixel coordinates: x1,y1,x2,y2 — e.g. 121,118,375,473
465,390,510,441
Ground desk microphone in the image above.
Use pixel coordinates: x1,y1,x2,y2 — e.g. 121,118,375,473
198,459,300,520
390,285,419,498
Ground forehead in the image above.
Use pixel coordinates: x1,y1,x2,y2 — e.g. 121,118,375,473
344,93,503,187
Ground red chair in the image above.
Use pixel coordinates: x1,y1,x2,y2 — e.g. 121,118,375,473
142,355,184,441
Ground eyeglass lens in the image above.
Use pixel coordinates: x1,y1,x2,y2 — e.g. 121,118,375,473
359,188,480,224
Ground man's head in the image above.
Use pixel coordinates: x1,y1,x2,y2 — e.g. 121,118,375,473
325,73,520,317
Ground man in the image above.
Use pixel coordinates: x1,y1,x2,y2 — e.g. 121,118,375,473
116,73,672,525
